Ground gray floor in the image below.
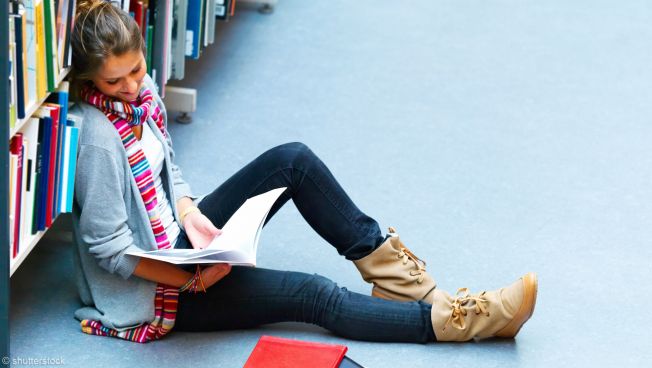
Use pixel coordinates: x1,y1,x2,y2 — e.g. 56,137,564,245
10,0,652,366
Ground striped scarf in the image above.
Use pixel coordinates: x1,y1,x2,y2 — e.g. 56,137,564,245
79,85,178,343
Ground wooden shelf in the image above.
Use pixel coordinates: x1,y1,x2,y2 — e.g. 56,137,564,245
9,68,70,138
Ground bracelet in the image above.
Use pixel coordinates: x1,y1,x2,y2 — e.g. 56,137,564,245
179,265,206,293
179,206,201,224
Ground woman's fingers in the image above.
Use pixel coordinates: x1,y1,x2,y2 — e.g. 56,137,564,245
197,215,221,236
201,264,232,288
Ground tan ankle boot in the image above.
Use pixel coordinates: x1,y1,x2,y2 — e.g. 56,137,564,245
431,273,538,341
353,227,437,302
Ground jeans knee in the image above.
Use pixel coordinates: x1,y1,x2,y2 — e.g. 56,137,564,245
272,142,319,168
300,273,340,298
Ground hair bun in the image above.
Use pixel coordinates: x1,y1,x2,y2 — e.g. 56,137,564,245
76,0,107,14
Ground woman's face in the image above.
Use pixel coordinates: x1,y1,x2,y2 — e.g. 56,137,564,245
91,50,147,102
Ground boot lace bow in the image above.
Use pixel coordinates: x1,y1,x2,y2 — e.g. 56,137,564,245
397,247,427,283
389,227,428,284
443,288,489,331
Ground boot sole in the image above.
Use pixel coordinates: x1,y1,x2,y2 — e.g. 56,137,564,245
495,272,538,338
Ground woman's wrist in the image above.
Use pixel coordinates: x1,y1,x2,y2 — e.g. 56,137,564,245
179,205,201,225
179,265,206,293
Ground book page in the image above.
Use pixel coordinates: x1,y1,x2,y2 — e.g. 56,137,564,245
126,187,286,265
207,187,286,252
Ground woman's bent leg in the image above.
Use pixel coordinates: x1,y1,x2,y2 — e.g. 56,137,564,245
196,142,385,260
174,267,435,343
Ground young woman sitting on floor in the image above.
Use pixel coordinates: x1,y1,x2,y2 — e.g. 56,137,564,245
69,0,537,344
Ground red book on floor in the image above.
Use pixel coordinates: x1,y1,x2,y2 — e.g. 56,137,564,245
244,335,348,368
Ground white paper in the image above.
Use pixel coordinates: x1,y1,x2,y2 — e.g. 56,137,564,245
126,187,287,265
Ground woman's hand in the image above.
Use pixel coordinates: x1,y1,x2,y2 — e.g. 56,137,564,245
183,212,222,249
200,264,232,289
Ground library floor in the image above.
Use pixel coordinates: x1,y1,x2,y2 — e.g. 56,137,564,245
10,0,652,366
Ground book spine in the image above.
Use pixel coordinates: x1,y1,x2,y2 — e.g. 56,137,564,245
55,117,67,216
63,0,77,68
33,119,45,234
55,0,69,69
8,155,17,257
23,157,33,245
24,0,39,108
45,108,59,228
17,143,26,257
9,17,17,128
65,126,80,213
22,118,39,242
59,126,70,214
38,115,52,231
35,0,48,100
13,14,27,119
186,0,201,59
42,0,57,91
10,134,25,258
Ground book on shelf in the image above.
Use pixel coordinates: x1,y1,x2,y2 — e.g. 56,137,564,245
150,0,170,92
55,0,72,69
129,0,145,29
8,153,17,258
170,0,188,79
185,0,202,59
23,0,40,111
42,0,59,92
126,187,286,265
12,5,28,120
60,116,81,213
215,0,227,19
9,134,25,259
46,81,69,220
198,0,206,51
203,0,216,47
34,0,48,100
21,118,40,240
37,104,60,229
62,0,77,68
216,0,234,21
146,24,154,74
9,13,18,127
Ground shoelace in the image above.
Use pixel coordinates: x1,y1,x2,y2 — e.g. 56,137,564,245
443,288,489,331
388,227,428,284
397,247,427,283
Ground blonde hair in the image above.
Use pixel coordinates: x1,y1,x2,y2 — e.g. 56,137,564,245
70,0,145,98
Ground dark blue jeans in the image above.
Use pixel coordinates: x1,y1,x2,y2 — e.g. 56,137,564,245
174,142,435,343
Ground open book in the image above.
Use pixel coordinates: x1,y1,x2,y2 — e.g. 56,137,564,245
126,187,287,266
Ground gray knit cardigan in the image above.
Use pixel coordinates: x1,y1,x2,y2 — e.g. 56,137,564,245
70,75,197,331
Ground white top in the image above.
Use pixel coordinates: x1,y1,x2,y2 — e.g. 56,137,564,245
140,123,181,246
